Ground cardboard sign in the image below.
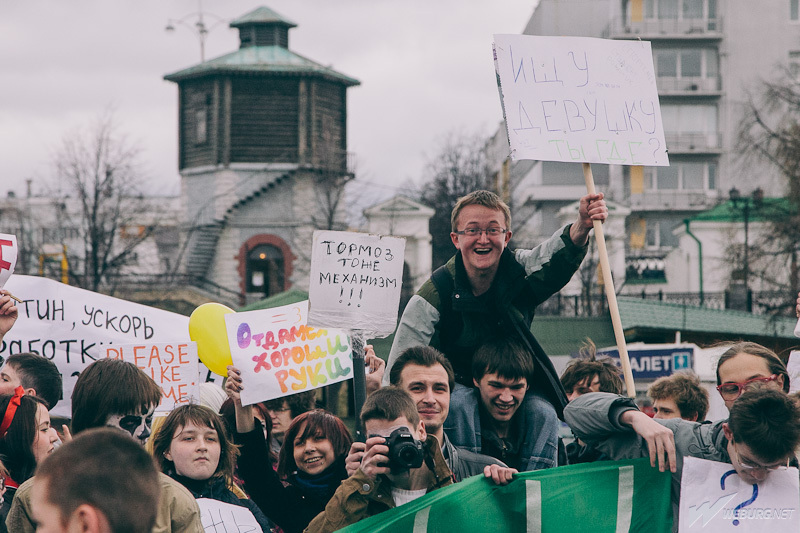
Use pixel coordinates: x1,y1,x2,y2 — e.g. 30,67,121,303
104,342,199,412
225,300,352,406
308,230,405,337
0,234,18,288
197,498,261,532
0,275,192,417
679,457,800,532
493,34,668,166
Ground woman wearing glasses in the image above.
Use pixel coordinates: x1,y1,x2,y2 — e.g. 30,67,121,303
715,342,789,411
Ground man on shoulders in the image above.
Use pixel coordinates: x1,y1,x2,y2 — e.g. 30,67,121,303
384,190,607,469
384,190,607,409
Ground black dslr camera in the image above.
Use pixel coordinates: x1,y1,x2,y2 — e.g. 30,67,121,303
371,427,424,473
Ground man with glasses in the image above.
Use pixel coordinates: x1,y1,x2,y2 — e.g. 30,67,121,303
564,388,800,524
383,189,607,469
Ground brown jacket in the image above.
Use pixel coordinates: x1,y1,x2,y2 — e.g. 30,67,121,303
304,435,454,533
6,473,203,533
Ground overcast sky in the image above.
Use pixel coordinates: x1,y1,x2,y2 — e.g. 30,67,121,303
1,0,537,202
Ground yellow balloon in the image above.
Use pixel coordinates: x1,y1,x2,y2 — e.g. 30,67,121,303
189,302,235,376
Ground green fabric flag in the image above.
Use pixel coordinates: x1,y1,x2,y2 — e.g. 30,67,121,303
337,458,672,533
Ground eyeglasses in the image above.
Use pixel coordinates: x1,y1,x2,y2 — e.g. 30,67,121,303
716,374,779,400
732,442,787,473
455,227,507,237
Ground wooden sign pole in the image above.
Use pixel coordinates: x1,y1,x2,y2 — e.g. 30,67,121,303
583,163,636,398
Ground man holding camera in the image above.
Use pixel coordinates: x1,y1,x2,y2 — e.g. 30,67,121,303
305,387,452,533
306,388,516,533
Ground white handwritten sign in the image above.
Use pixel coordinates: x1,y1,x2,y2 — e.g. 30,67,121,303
679,457,800,532
104,342,199,412
0,275,194,417
225,300,352,406
308,230,405,337
493,34,668,166
0,234,18,288
197,498,261,533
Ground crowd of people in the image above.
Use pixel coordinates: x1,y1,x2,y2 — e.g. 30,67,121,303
0,189,797,532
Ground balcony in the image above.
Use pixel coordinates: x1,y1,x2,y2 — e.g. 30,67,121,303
664,132,722,153
628,190,714,210
657,76,720,95
605,17,722,40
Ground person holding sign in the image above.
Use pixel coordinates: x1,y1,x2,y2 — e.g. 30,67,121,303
151,404,272,532
385,189,607,469
565,387,800,528
225,366,353,533
0,290,17,352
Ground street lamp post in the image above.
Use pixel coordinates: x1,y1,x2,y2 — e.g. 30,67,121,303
728,187,764,311
165,1,228,62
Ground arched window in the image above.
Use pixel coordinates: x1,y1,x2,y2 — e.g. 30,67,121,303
247,244,285,297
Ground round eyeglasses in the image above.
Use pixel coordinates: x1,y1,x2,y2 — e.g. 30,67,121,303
454,227,507,237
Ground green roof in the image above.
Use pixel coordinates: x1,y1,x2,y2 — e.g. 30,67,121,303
531,297,799,356
238,289,309,311
164,46,360,86
688,198,792,223
532,316,616,356
616,297,798,339
230,6,296,28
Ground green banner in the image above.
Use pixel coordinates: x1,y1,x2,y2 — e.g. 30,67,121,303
338,458,672,533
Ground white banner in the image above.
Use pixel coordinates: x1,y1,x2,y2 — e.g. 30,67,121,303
0,234,18,288
0,275,192,417
308,230,405,337
679,456,800,532
104,342,199,413
197,498,260,532
226,300,352,406
493,34,668,166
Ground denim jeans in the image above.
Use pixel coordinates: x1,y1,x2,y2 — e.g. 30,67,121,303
444,383,559,471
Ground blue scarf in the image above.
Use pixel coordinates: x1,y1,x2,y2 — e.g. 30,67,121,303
289,456,347,503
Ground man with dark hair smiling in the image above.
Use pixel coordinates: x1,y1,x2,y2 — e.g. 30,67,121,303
445,337,551,471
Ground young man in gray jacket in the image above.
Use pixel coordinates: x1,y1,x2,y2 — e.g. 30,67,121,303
565,388,800,527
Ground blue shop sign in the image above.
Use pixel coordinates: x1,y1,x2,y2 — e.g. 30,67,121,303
597,346,694,380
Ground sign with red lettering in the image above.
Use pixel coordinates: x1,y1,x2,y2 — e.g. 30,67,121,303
0,275,192,418
225,300,352,406
104,342,199,412
0,234,18,288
